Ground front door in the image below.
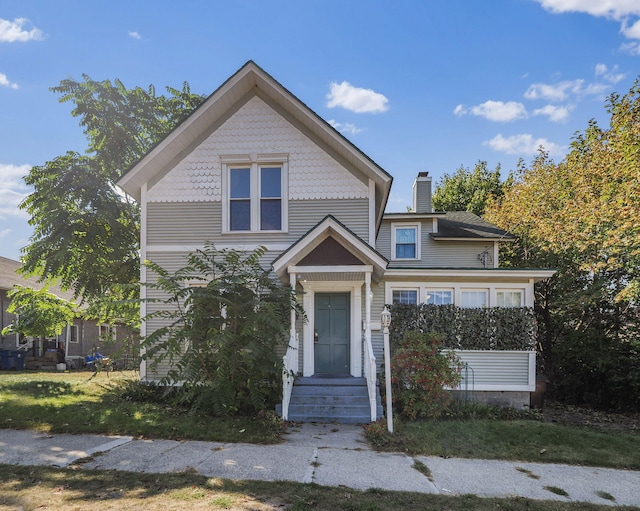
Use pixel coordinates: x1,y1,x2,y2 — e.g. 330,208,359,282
314,292,350,375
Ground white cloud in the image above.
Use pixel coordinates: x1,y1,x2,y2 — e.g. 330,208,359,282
533,104,573,122
524,80,583,101
0,17,43,43
484,133,564,156
327,119,364,135
0,72,18,89
535,1,640,44
454,100,527,122
595,63,626,83
534,0,640,20
622,18,640,38
0,163,32,219
0,228,10,239
128,31,142,40
326,81,389,113
621,41,640,54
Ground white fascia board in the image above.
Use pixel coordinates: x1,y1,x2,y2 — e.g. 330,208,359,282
385,268,556,281
290,264,374,274
431,237,515,242
273,218,387,274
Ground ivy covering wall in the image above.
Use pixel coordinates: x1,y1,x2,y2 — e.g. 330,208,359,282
388,304,536,351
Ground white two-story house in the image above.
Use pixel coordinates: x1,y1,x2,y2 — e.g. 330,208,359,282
117,61,554,423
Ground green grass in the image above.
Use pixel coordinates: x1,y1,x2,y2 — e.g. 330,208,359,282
0,370,283,443
366,418,640,469
1,463,634,511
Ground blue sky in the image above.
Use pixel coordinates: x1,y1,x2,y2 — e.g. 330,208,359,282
2,0,640,261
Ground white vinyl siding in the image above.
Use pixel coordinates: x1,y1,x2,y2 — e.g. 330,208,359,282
455,350,535,391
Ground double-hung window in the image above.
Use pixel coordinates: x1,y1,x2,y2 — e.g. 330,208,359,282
224,155,287,232
391,223,420,260
496,290,524,307
426,290,453,305
392,289,418,305
461,290,488,308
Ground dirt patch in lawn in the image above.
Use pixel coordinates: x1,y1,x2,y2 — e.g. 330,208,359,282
543,400,640,435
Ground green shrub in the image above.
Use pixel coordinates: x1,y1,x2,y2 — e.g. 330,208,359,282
392,330,462,419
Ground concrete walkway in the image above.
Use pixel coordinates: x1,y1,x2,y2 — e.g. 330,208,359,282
1,424,639,507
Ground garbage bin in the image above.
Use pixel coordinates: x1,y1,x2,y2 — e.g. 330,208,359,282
0,350,10,370
11,350,25,371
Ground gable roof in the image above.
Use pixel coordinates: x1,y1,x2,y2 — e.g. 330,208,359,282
0,256,77,303
431,211,515,241
117,61,393,227
272,215,388,283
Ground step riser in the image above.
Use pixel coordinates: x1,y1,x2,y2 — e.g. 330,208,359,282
280,378,384,424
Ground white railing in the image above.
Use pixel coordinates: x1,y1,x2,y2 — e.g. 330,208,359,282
281,333,299,421
363,333,377,421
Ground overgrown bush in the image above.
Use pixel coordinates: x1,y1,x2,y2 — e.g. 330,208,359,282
389,303,536,351
141,243,302,416
391,330,462,419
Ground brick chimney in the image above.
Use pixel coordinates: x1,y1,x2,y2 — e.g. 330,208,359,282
412,172,432,213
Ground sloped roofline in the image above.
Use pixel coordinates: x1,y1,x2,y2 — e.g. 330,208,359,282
272,215,388,282
117,60,393,227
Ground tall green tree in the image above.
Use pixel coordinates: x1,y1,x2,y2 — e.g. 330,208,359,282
19,76,205,304
432,160,506,216
486,80,640,410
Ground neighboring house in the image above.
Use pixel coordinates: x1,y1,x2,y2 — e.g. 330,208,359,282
0,256,134,368
117,61,554,422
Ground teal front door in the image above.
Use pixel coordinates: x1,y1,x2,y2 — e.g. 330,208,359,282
314,292,350,375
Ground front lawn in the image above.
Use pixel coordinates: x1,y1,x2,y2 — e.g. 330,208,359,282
0,370,282,444
366,416,640,470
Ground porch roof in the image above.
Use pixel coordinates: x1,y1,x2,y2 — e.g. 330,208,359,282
272,216,388,284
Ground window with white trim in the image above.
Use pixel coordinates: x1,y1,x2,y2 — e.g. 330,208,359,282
391,223,420,260
496,290,524,307
223,156,288,233
426,289,453,305
461,290,488,308
392,289,418,304
69,325,79,343
99,324,116,342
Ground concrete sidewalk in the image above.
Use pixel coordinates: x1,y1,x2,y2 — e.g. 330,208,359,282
0,424,638,507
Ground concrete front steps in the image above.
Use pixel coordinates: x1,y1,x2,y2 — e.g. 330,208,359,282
281,376,384,424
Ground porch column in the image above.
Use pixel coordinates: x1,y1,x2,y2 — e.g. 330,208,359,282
365,272,372,348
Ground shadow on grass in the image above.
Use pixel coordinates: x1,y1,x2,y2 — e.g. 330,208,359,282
0,464,631,511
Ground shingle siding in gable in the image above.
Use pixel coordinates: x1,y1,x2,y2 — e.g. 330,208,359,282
146,95,368,203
